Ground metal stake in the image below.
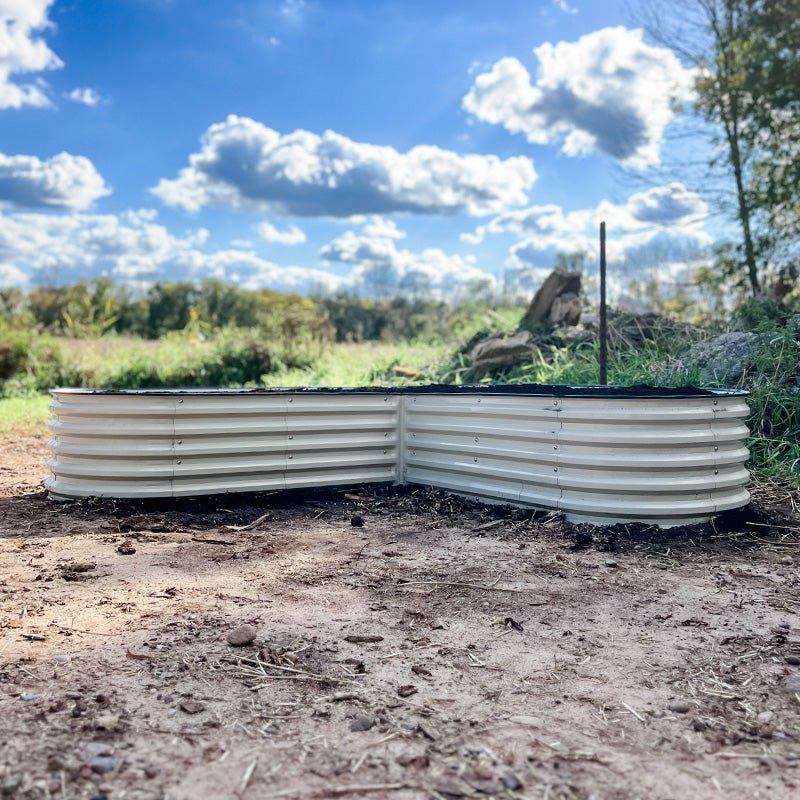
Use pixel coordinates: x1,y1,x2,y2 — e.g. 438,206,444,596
599,221,608,386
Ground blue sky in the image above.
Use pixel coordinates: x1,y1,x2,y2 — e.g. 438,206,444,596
0,0,711,299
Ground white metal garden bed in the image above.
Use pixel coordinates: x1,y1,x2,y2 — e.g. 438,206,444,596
46,385,751,526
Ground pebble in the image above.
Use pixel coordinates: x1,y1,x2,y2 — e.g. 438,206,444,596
757,710,774,725
349,716,375,732
780,556,794,565
509,714,541,727
605,559,618,568
179,700,206,715
433,777,469,797
668,700,692,714
52,655,69,664
226,624,257,647
350,515,365,527
501,772,524,791
781,674,800,694
82,742,113,758
94,714,121,731
116,540,136,555
88,756,118,774
785,655,800,665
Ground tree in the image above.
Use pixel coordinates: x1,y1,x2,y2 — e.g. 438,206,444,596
693,0,761,295
736,0,800,272
639,0,800,297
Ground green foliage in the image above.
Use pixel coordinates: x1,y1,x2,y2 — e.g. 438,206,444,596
431,306,799,488
0,321,77,397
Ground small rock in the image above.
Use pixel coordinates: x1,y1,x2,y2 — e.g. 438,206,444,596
396,752,429,769
781,674,800,694
500,772,524,791
226,624,257,647
757,710,774,725
116,541,136,555
51,655,69,664
397,685,417,698
344,634,383,643
509,714,541,727
179,700,205,715
434,776,470,797
94,714,121,731
780,556,794,565
349,716,374,732
144,766,159,779
785,655,800,666
668,700,692,714
81,742,113,758
417,722,439,740
692,718,707,731
88,755,118,774
605,559,618,568
350,515,365,528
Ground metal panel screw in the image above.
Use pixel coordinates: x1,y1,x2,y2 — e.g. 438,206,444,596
176,460,182,464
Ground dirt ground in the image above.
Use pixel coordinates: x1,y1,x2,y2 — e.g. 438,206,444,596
1,434,799,800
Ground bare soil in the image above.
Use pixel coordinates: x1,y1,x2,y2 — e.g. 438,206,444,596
1,434,799,800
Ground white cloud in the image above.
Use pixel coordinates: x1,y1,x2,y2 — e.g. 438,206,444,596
0,207,341,295
361,216,405,239
64,86,102,106
463,27,694,168
0,261,26,286
462,183,710,273
280,0,306,21
256,220,307,245
552,0,578,14
0,151,110,209
0,0,62,109
321,225,495,298
152,115,536,217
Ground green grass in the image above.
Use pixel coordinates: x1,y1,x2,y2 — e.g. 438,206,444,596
0,394,51,434
260,341,449,387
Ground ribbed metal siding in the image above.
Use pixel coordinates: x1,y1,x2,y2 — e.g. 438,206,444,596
47,392,398,498
47,389,750,525
402,394,750,525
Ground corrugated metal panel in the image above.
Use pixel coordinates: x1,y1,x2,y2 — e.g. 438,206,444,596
47,388,750,526
402,394,750,526
47,392,398,498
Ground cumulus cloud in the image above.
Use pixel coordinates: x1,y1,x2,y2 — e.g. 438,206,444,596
0,0,62,109
152,115,536,217
463,27,694,168
64,86,102,106
256,220,307,245
0,151,110,209
0,207,342,294
462,183,709,274
321,224,495,298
